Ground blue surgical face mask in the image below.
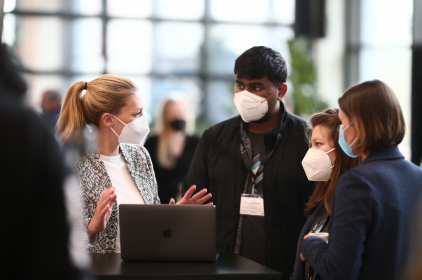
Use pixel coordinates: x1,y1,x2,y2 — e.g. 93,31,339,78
338,123,359,158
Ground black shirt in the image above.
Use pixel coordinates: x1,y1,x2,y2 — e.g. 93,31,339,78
144,135,199,204
182,102,314,276
239,130,268,266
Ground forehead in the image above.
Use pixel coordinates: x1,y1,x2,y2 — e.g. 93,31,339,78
126,92,144,108
312,125,330,141
235,75,272,85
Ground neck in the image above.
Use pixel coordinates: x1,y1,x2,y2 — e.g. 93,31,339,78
97,127,120,156
247,102,281,133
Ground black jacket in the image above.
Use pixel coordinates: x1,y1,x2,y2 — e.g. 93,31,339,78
183,103,313,277
0,44,81,279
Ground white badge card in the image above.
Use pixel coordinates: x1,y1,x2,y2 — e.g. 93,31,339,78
240,195,265,216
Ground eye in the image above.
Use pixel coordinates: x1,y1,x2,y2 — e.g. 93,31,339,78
236,83,244,89
316,142,322,147
135,110,142,117
254,86,262,91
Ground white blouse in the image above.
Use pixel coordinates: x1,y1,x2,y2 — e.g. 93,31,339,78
99,153,145,253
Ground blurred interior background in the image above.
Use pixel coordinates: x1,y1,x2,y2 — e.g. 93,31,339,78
2,0,421,164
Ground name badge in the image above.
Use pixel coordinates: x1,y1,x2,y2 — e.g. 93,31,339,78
240,195,265,216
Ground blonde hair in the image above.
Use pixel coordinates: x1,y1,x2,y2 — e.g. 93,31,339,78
156,96,195,169
57,74,138,143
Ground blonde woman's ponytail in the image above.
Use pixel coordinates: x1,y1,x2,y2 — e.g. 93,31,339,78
57,81,87,142
57,74,138,143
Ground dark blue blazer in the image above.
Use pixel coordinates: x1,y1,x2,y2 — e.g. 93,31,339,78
290,203,325,280
301,145,422,280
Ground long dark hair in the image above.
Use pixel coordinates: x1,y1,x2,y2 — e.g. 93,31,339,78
304,108,361,217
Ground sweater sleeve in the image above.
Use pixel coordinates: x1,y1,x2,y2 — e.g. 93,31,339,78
182,128,212,195
301,171,373,280
76,161,102,249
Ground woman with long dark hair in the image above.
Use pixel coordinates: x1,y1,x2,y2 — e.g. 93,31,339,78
290,108,361,280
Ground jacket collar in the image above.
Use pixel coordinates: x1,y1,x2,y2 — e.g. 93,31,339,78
361,145,404,165
235,101,288,152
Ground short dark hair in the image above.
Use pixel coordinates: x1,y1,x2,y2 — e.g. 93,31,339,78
338,79,405,154
234,46,287,86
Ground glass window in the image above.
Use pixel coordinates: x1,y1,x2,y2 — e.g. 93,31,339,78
150,77,202,121
273,0,295,25
2,13,16,46
71,18,104,73
207,24,294,76
14,0,102,14
154,22,204,74
107,0,153,18
6,0,297,133
14,16,65,71
155,0,205,20
107,20,153,74
211,0,269,23
23,74,65,108
360,0,412,48
357,0,413,158
205,80,237,125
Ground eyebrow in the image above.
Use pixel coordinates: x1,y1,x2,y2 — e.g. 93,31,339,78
235,80,265,87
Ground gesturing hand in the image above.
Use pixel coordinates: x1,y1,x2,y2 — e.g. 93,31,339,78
169,185,213,205
88,187,117,237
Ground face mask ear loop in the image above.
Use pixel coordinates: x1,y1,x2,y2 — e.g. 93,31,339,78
349,136,359,147
261,87,279,115
110,127,120,138
325,148,336,169
110,114,126,139
261,87,278,103
325,148,336,154
111,114,127,126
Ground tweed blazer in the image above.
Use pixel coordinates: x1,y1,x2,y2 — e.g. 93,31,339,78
76,144,160,253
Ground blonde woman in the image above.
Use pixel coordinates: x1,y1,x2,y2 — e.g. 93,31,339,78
57,75,211,253
144,97,199,204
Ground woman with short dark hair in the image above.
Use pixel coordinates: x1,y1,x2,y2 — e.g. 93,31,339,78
300,80,422,280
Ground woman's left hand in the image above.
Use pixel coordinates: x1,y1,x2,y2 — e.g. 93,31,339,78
169,185,213,205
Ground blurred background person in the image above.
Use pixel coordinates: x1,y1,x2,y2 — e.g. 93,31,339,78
0,1,84,275
291,108,361,280
145,95,199,203
40,89,62,134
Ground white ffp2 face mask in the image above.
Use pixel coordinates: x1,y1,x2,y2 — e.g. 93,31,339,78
234,88,277,123
302,148,335,181
110,115,150,145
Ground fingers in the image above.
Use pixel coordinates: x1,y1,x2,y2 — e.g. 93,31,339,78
300,253,305,262
108,193,117,207
194,193,212,205
303,234,311,240
189,188,208,202
182,185,197,200
98,187,116,209
206,202,214,206
169,198,175,204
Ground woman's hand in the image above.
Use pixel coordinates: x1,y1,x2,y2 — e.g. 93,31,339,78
169,185,213,205
88,187,117,237
300,233,329,261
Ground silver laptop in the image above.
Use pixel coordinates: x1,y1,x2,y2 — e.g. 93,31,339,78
119,204,218,262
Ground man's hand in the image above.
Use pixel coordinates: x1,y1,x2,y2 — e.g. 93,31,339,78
88,187,117,237
169,185,212,205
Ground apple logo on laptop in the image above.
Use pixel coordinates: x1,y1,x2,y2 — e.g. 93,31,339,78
163,228,172,238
